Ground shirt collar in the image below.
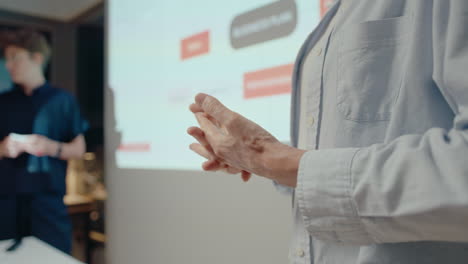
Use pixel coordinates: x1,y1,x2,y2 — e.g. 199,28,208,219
13,81,50,97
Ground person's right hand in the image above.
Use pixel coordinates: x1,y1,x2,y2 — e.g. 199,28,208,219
0,136,25,159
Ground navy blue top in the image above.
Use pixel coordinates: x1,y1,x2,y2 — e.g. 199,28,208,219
0,83,88,195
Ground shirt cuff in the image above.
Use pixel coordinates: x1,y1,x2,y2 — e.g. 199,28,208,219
295,148,374,244
272,180,294,196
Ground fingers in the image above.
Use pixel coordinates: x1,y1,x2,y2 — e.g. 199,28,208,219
187,126,213,152
202,159,222,171
194,93,233,126
191,94,252,182
5,140,22,158
189,143,213,160
188,127,223,170
189,103,203,114
203,159,233,173
194,93,210,107
241,171,252,182
202,160,246,178
224,165,242,174
193,144,252,182
195,113,221,144
1,136,46,158
190,102,221,128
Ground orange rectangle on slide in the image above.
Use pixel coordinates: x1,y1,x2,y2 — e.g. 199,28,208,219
181,31,210,60
118,143,151,152
243,63,294,99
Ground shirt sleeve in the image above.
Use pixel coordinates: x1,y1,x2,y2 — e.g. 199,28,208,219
64,94,89,142
296,0,468,245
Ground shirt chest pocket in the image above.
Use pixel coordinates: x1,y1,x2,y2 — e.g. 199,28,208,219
336,15,412,121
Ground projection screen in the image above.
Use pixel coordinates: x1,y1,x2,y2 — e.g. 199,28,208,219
105,0,327,263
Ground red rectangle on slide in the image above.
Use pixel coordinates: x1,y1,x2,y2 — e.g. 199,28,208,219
243,63,294,99
118,143,151,152
181,31,210,60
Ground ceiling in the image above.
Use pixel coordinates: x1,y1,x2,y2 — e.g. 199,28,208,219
0,0,103,22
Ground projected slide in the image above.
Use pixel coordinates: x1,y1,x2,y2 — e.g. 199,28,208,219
108,0,323,170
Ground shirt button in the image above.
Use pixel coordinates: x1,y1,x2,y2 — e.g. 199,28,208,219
317,47,323,56
296,248,305,257
308,116,315,126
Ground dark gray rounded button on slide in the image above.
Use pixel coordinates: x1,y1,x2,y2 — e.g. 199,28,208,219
230,0,298,49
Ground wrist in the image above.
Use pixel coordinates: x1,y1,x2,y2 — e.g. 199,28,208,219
47,140,60,157
54,142,63,158
262,142,306,187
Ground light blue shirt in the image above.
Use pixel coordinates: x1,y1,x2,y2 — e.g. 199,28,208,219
288,0,468,263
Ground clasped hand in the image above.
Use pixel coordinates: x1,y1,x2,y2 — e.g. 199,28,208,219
187,93,304,187
0,134,57,158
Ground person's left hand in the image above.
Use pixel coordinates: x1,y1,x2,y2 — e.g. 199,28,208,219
23,134,58,157
187,124,253,182
188,93,305,187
